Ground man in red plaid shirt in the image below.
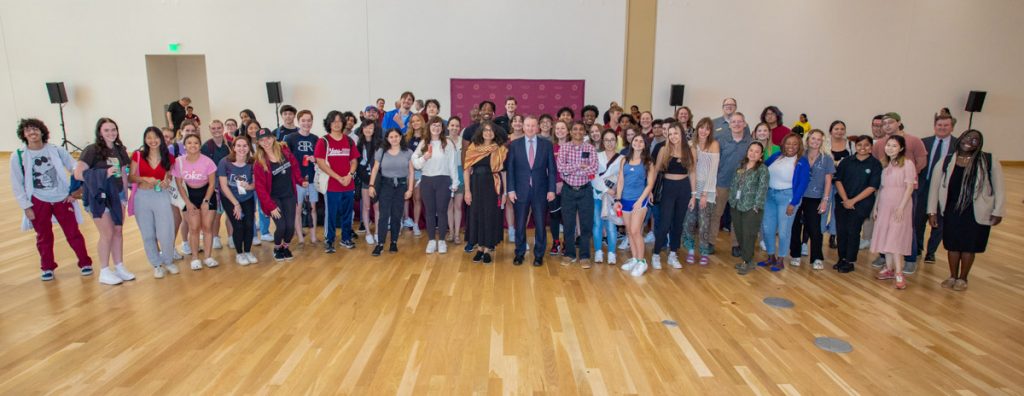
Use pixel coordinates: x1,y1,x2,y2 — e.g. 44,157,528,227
556,121,599,267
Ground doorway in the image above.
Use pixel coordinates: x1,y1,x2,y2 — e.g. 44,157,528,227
145,55,210,129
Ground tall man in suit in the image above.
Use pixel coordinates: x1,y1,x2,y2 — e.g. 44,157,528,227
916,114,958,263
507,116,557,266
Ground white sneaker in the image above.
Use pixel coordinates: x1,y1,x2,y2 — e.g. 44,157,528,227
366,233,376,245
790,257,801,267
412,225,422,237
246,252,258,264
172,250,183,261
236,254,250,266
204,258,218,268
402,217,415,228
165,263,180,274
859,239,870,250
801,243,809,256
508,228,516,242
98,267,123,285
651,254,662,270
759,240,766,251
426,240,437,254
644,231,655,244
114,263,136,281
253,236,262,246
621,258,637,271
181,241,192,255
630,259,649,277
213,236,223,249
438,241,448,254
667,252,682,269
812,259,824,270
190,259,202,270
594,250,604,263
618,239,630,251
227,237,235,249
607,252,616,265
153,266,166,279
260,234,274,242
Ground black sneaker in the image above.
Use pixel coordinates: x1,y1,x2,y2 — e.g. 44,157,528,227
273,247,285,261
731,246,741,257
482,253,493,264
832,259,845,270
838,262,855,273
340,239,355,249
372,244,384,256
325,244,336,254
357,222,366,234
924,253,936,263
464,242,474,253
472,251,484,262
283,247,294,260
389,243,398,253
828,235,837,249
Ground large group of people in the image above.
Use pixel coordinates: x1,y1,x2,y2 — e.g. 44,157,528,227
11,94,1006,292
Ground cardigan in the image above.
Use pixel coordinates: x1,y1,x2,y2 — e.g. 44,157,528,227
927,152,1005,225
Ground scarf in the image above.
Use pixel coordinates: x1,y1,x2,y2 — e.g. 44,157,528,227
464,143,508,196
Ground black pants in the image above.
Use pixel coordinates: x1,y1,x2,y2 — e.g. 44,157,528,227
913,190,943,256
561,184,594,259
514,190,548,259
377,178,407,245
272,194,297,246
548,193,561,243
420,175,451,240
221,196,255,253
790,198,823,261
835,206,867,264
654,178,691,254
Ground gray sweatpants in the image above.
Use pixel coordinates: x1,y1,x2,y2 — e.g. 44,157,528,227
133,188,177,267
420,175,452,240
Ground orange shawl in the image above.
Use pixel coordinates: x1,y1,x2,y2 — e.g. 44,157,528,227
464,143,508,195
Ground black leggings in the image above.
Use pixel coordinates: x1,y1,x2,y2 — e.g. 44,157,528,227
654,178,691,254
835,206,868,264
790,198,823,261
549,193,562,243
377,178,407,245
272,194,297,246
420,175,451,240
222,196,255,253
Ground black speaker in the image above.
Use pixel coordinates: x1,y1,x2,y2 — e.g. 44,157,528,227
266,81,282,104
669,84,685,107
46,82,68,104
965,91,986,113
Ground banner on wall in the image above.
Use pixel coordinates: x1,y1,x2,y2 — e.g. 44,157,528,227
450,78,586,124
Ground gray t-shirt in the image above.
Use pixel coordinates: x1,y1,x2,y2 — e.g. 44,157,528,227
714,130,753,187
24,147,71,203
803,154,836,199
374,148,412,179
216,158,255,202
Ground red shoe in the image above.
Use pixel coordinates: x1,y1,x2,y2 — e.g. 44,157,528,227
876,269,895,280
894,274,907,289
549,240,562,256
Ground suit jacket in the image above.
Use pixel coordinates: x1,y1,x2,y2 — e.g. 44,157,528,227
919,135,957,201
506,136,556,199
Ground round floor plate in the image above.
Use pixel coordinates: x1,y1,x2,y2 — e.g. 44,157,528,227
763,297,795,309
814,337,853,353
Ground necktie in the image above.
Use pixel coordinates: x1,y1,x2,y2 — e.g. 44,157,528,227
928,139,943,177
528,139,535,168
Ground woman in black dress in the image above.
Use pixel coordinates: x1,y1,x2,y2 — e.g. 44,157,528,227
463,122,508,264
927,129,1005,291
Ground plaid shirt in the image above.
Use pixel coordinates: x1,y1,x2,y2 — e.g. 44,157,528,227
556,141,598,187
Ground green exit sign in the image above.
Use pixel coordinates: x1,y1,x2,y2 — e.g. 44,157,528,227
168,43,181,52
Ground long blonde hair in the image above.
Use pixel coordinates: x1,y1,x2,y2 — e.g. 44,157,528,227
406,113,426,145
804,129,827,157
253,131,284,171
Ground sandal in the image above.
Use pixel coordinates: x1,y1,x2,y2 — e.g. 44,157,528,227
940,277,956,288
952,279,968,291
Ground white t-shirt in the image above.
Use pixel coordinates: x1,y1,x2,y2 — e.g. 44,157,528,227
768,155,797,190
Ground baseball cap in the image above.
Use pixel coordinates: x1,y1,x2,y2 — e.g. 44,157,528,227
256,128,275,140
883,112,901,122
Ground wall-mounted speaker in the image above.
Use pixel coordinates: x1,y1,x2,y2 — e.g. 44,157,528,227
46,82,68,104
266,81,282,104
669,84,685,107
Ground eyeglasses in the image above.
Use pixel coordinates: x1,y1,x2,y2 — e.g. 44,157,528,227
722,103,737,108
602,138,617,142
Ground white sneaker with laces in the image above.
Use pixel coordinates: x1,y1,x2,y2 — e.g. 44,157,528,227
366,233,376,245
621,258,637,271
618,239,630,251
403,217,415,228
790,257,801,267
508,228,516,242
99,267,123,285
643,231,655,244
190,259,202,270
253,237,262,246
668,252,682,269
114,263,135,281
165,263,180,274
607,252,616,265
236,254,250,266
594,250,604,263
246,252,258,264
260,234,274,242
426,240,437,254
204,257,218,268
172,250,184,261
438,241,448,254
801,243,809,256
227,237,235,249
181,241,192,255
812,259,824,270
412,225,421,236
153,266,166,279
651,254,662,270
630,259,648,277
213,236,223,249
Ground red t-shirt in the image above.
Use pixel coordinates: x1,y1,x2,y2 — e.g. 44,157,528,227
770,125,792,146
314,134,360,192
134,150,175,180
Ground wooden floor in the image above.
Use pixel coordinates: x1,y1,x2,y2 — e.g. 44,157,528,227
0,152,1022,395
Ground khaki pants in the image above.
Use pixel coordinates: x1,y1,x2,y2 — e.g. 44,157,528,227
711,187,738,248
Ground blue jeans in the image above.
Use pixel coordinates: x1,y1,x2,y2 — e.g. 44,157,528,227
821,188,837,236
324,190,355,245
762,188,797,257
258,200,271,236
592,196,617,252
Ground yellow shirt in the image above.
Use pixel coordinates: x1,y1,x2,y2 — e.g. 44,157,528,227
793,121,811,135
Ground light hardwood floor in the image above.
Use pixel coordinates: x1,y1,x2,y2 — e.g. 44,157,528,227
1,153,1022,395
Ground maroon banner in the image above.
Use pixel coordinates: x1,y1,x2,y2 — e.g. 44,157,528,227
450,78,586,123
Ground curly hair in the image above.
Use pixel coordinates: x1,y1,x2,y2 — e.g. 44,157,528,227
16,118,50,144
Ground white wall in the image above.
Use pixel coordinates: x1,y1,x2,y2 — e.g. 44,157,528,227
652,0,1024,161
0,0,626,151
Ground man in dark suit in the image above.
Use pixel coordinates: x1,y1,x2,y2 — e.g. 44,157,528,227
507,115,556,266
916,113,957,263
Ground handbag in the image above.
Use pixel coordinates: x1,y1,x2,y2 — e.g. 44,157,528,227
168,159,186,210
314,136,331,195
601,193,624,225
651,171,665,204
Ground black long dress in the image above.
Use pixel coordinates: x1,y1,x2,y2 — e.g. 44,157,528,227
942,164,991,253
466,154,502,249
